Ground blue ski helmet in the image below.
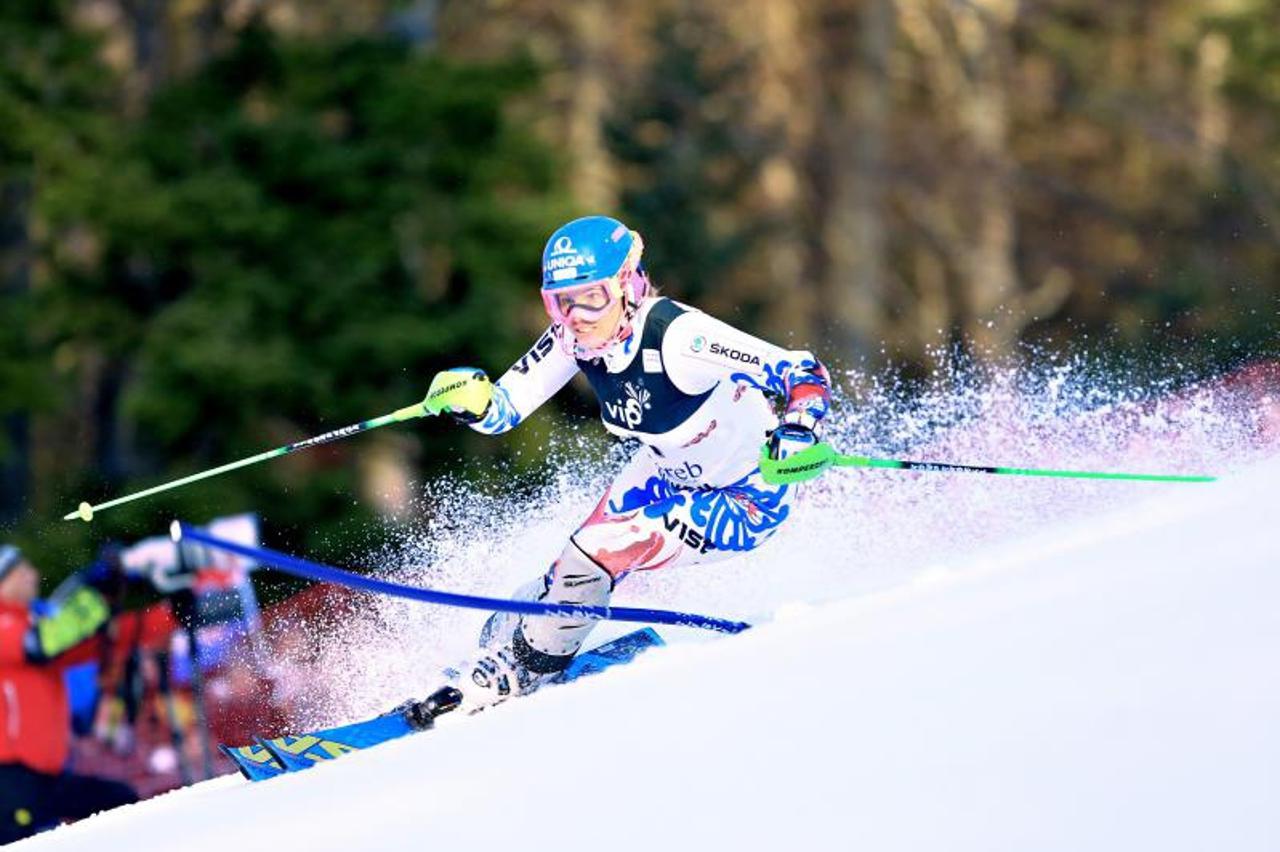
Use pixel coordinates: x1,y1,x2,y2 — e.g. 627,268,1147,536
541,216,640,291
539,215,650,356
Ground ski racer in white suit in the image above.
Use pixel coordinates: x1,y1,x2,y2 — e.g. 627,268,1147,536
414,215,831,717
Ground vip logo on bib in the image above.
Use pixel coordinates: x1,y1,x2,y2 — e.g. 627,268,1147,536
604,381,652,430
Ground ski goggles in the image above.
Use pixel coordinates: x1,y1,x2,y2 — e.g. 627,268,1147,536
541,234,646,327
541,278,624,326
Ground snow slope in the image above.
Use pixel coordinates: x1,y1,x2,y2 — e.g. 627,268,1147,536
20,453,1279,851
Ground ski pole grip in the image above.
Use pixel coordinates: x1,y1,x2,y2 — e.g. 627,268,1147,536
391,401,432,422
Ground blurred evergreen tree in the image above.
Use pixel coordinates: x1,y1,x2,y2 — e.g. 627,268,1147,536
8,17,570,578
1192,0,1280,362
0,0,118,539
604,7,779,325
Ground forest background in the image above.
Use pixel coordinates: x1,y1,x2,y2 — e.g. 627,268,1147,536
2,0,1277,588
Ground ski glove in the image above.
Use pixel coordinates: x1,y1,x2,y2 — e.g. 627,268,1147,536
425,368,493,424
766,421,818,461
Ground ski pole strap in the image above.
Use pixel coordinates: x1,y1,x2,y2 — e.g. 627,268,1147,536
172,523,751,635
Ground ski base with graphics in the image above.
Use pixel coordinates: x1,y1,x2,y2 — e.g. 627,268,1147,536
221,627,665,781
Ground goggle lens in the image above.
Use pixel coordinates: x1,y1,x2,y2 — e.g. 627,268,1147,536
555,284,612,316
543,278,624,326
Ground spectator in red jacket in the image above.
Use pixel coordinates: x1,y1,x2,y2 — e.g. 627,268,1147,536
0,544,139,844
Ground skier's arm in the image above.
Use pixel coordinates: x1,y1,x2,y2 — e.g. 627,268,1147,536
476,328,580,435
661,309,832,429
426,327,579,436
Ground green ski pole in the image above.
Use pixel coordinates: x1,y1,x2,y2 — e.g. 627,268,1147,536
65,399,434,523
759,442,1216,486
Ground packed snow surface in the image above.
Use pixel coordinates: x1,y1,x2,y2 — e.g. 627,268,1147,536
21,448,1280,850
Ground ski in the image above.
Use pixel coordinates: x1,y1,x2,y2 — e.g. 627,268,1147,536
554,625,665,683
219,742,287,781
223,627,664,781
254,712,412,773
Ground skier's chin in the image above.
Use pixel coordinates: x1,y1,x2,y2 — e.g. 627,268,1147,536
573,323,611,349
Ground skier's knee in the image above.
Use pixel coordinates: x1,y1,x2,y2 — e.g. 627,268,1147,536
517,541,612,661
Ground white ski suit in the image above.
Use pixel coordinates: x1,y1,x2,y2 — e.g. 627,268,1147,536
471,296,831,674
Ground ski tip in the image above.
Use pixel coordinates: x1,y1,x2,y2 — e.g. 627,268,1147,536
220,742,286,782
255,736,316,773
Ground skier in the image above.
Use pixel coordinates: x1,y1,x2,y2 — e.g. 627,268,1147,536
408,215,831,722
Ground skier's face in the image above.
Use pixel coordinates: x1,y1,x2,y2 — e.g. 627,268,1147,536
569,294,625,348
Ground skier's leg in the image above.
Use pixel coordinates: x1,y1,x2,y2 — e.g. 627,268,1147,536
439,539,613,717
426,464,794,717
477,575,545,649
510,540,612,671
475,448,671,651
508,455,682,675
513,463,796,672
437,458,668,715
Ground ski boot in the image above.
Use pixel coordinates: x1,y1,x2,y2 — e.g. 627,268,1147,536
446,643,549,712
396,643,546,729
